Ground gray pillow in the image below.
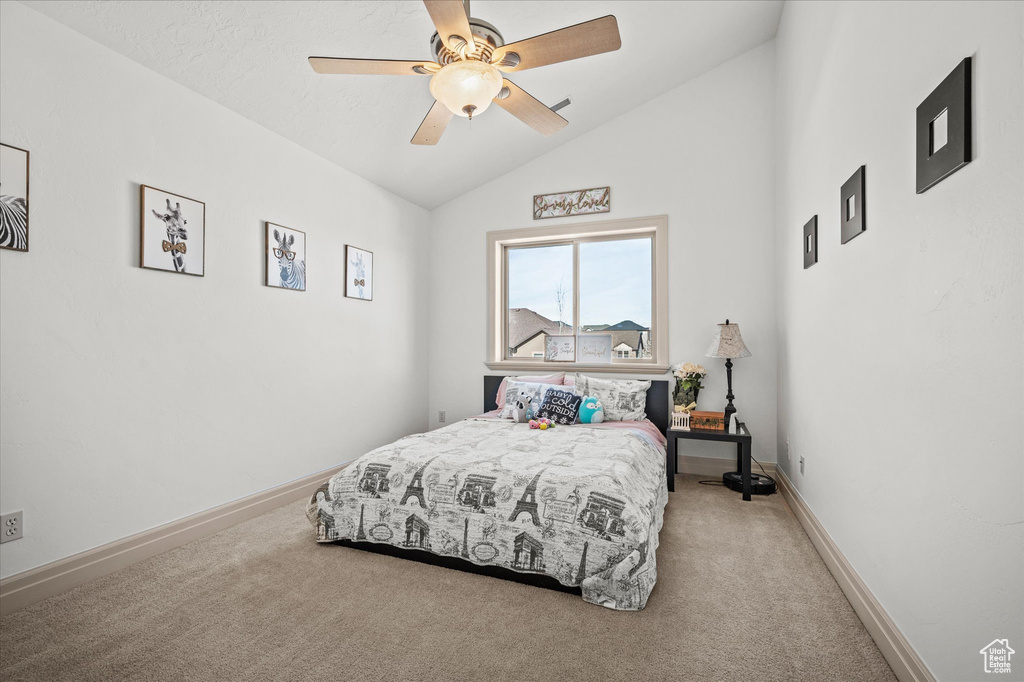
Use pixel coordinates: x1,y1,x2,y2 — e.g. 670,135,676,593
572,374,650,421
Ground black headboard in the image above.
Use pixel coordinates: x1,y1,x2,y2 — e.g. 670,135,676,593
484,375,670,435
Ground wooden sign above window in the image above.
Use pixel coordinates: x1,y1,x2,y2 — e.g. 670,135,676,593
533,187,610,220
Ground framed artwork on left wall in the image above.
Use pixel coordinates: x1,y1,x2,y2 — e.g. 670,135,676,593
345,245,373,300
0,143,30,252
140,185,205,276
265,222,306,291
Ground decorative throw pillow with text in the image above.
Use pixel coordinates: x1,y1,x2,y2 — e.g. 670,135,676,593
535,389,583,425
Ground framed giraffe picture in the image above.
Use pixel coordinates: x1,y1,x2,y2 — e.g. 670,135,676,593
345,245,373,301
265,222,306,291
0,143,30,252
140,185,205,277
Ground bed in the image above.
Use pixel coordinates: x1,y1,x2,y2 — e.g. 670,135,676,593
306,376,671,610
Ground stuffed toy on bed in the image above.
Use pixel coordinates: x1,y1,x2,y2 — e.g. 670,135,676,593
511,392,534,423
578,396,605,424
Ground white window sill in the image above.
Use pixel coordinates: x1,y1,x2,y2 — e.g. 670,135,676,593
485,361,670,375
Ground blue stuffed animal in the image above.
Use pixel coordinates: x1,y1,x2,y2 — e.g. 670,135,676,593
578,396,605,424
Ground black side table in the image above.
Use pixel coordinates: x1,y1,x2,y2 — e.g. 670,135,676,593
665,422,753,500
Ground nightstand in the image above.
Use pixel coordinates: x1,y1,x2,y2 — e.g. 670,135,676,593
665,422,753,500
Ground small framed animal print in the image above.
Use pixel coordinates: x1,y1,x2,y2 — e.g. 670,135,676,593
345,245,373,301
140,185,205,276
0,143,30,252
265,222,306,291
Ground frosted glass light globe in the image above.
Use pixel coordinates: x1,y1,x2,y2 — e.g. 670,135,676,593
429,60,504,118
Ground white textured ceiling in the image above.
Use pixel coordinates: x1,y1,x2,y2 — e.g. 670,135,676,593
21,0,782,209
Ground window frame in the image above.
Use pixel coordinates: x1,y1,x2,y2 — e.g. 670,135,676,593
486,215,668,374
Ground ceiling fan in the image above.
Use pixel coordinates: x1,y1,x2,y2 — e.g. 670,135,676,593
308,0,621,145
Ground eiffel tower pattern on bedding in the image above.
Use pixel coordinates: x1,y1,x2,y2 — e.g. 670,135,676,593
307,418,668,611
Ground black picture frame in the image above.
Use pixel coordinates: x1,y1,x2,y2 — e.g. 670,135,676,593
916,57,971,194
803,215,818,269
840,166,866,244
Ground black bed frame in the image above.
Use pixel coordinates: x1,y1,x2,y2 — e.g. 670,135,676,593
481,375,671,435
334,376,671,594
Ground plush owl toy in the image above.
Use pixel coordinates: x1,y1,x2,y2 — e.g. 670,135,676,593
578,396,605,424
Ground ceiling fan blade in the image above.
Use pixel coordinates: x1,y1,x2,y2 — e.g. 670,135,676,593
423,0,476,54
308,57,436,76
411,100,454,145
494,80,568,136
491,16,621,72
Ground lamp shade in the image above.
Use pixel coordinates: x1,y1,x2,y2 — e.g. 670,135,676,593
429,60,504,118
705,320,752,359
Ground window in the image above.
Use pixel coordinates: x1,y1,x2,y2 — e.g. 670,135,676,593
487,216,668,372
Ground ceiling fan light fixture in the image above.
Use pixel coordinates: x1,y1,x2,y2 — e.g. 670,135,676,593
429,60,503,119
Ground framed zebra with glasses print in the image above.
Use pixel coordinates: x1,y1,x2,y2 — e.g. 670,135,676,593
0,143,30,252
265,222,306,291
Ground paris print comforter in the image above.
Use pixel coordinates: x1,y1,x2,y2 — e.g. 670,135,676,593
306,418,668,611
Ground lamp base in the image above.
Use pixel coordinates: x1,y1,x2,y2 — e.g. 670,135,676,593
723,405,736,431
722,471,776,495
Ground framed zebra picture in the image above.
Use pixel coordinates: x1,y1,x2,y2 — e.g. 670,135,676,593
345,245,373,301
140,185,205,276
265,222,306,291
0,143,30,252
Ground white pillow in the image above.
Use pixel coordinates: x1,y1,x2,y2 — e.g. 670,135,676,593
572,374,651,421
498,380,561,419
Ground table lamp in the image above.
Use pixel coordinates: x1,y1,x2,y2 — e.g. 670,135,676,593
705,319,751,430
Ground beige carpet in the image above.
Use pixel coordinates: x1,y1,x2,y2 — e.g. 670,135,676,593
0,475,895,682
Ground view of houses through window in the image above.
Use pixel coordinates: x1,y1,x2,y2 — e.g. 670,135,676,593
506,236,653,361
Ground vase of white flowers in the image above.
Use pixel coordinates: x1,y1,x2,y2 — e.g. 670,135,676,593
671,362,706,411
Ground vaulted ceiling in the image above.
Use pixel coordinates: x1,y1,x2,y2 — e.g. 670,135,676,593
22,1,783,209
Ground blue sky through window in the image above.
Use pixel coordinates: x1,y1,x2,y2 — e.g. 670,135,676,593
508,244,573,324
507,238,652,328
580,238,651,328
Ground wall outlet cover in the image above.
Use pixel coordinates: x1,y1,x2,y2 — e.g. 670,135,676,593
1,511,23,543
438,411,446,423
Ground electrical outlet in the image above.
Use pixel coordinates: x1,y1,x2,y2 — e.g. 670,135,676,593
799,455,805,475
785,440,791,463
438,410,446,423
1,511,23,544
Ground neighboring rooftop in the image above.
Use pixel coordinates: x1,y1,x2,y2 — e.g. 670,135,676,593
508,308,572,351
509,308,649,357
603,320,648,331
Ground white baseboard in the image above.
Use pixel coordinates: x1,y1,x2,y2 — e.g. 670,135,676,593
0,463,350,616
776,469,936,682
677,454,777,478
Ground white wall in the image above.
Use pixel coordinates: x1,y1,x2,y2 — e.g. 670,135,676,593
428,42,778,465
775,2,1024,681
0,2,429,579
